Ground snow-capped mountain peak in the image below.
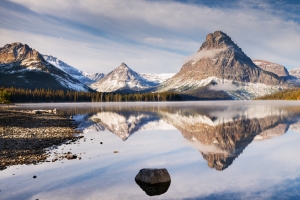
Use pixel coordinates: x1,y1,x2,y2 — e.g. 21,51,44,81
0,42,92,91
43,55,104,85
91,62,158,92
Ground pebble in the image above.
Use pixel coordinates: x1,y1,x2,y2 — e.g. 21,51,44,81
0,110,82,170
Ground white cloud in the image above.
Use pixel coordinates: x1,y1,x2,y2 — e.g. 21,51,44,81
145,37,165,44
209,82,240,91
1,0,300,73
0,28,184,74
184,48,227,63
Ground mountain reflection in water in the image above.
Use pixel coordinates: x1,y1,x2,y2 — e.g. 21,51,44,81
71,103,300,171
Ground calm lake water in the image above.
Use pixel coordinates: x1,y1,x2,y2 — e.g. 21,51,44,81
1,101,300,200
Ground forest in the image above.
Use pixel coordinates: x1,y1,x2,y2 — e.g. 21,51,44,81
0,87,183,103
256,89,300,100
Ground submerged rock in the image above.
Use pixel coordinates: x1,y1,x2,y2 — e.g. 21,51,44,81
135,168,171,196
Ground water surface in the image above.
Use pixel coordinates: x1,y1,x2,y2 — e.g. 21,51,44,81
1,101,300,199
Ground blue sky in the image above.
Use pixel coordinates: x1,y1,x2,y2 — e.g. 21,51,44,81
0,0,300,74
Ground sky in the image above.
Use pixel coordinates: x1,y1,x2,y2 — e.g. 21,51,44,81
0,0,300,74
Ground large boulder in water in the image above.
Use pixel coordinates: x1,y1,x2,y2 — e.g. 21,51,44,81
135,168,171,184
135,168,171,196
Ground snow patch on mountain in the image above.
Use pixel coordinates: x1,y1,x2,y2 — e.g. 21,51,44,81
157,76,284,100
84,72,105,82
139,73,175,84
43,55,103,85
289,66,300,78
51,73,90,92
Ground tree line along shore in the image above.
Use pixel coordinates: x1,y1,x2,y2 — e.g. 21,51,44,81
2,87,300,103
255,89,300,100
0,87,183,103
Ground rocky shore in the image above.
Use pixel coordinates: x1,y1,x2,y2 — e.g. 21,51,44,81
0,109,82,170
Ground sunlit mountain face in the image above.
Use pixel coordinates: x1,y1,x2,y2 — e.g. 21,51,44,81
62,103,300,171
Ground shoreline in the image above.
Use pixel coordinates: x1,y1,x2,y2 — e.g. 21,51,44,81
0,109,82,170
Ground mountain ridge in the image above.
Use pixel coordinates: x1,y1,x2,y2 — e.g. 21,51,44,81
0,42,92,91
43,55,105,85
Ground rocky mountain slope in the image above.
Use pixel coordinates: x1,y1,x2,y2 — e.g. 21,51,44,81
156,31,285,99
0,43,92,91
253,59,289,77
43,55,104,85
91,63,158,92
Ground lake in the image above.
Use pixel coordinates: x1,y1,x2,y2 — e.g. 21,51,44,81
1,101,300,200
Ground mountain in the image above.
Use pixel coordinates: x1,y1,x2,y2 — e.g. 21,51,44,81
139,73,175,84
0,43,92,91
43,55,104,85
91,63,158,92
289,66,300,78
156,31,285,99
253,60,289,77
84,72,105,83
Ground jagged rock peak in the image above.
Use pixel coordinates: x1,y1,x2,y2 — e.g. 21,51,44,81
1,42,32,54
119,62,130,69
200,31,237,50
112,62,134,74
0,42,43,64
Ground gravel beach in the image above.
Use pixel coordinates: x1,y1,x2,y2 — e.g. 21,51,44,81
0,109,81,170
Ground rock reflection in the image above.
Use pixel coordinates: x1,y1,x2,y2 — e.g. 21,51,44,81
254,123,289,141
135,180,171,196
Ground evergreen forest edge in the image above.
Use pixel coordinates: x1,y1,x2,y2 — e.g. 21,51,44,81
0,87,183,103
